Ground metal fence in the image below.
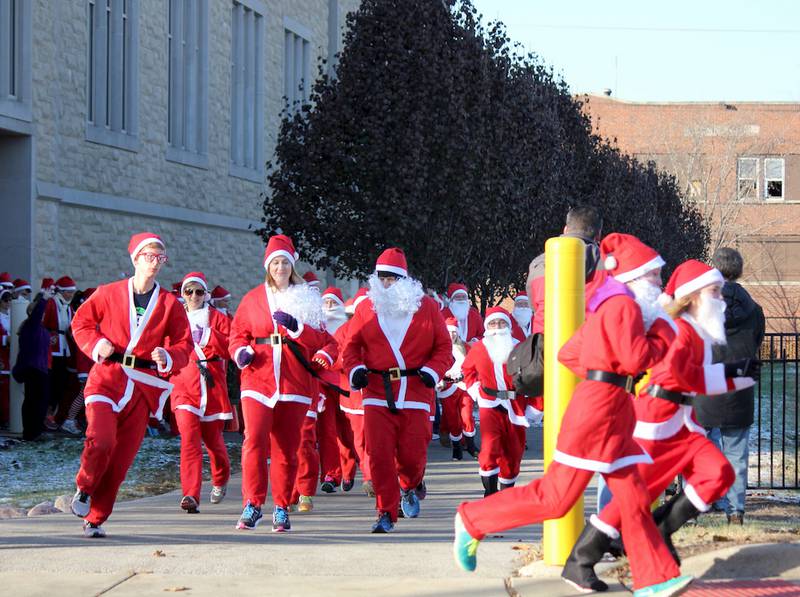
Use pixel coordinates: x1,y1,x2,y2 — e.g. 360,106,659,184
751,333,799,489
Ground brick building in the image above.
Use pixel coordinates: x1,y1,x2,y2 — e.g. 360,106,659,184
584,94,800,331
0,0,360,304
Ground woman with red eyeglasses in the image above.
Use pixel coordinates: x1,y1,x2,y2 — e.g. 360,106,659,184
169,272,232,514
69,232,193,538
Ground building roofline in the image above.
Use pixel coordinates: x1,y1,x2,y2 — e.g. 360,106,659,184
579,94,800,108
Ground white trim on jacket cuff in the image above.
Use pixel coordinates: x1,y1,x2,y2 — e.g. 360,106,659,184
349,365,367,387
286,321,304,339
92,338,114,364
156,349,173,374
234,345,255,370
419,366,439,385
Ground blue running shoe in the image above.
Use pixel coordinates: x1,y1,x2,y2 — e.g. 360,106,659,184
633,575,694,597
400,488,420,518
453,512,479,572
236,502,262,530
371,512,394,533
272,506,291,532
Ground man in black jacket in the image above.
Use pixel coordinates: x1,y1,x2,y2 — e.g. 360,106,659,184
693,247,765,524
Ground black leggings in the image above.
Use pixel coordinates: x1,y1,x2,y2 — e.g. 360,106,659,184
22,370,50,440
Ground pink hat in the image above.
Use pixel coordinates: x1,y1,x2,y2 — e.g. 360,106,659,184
321,287,344,306
210,285,231,301
181,271,208,293
600,233,665,283
128,232,165,265
303,271,320,287
447,283,468,299
55,276,77,291
264,234,298,270
664,260,724,300
484,306,512,327
375,248,408,278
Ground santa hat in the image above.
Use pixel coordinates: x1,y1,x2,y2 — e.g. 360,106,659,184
484,306,512,328
303,271,320,288
375,248,408,278
128,232,165,265
345,287,369,314
13,279,31,292
600,233,665,283
664,260,724,300
514,292,529,304
171,282,181,295
321,287,344,306
263,234,298,270
40,277,55,291
0,272,12,288
447,283,468,299
181,271,208,294
445,316,459,333
210,285,231,302
0,288,11,301
55,276,77,291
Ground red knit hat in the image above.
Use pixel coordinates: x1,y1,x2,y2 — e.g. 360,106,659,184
13,279,31,292
484,306,512,327
0,272,11,288
664,260,724,300
40,277,54,291
210,285,231,301
375,248,408,278
181,271,208,293
55,276,77,291
445,316,459,332
303,271,320,287
600,233,665,283
447,283,468,299
263,234,298,270
321,287,344,306
128,232,165,264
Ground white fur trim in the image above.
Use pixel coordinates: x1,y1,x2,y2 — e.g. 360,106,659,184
376,264,407,277
349,365,367,388
683,483,711,512
498,475,519,485
449,433,463,441
156,348,173,373
704,363,727,395
525,405,544,425
197,326,211,348
553,448,653,473
234,345,255,370
130,237,165,263
321,292,344,306
286,320,304,339
420,366,439,385
181,277,208,292
446,324,459,332
361,398,431,412
603,255,618,271
463,429,476,437
315,350,334,366
614,255,666,284
590,514,620,539
484,312,511,328
733,377,756,391
674,268,724,300
339,405,364,415
449,289,468,299
264,249,297,269
479,467,500,477
92,338,114,364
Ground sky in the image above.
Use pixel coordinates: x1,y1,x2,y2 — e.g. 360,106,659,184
469,0,800,102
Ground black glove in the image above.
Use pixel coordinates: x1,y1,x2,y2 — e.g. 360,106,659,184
351,368,369,390
724,358,762,379
419,370,436,388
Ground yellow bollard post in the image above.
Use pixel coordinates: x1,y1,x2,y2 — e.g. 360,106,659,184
542,236,586,566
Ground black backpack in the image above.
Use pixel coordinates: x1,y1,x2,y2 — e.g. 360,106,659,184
506,332,544,397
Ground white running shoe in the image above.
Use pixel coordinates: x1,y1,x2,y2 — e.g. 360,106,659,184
71,489,91,518
83,521,106,538
60,419,82,435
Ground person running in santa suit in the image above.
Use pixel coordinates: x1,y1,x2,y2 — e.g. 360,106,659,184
442,283,484,345
43,276,78,429
344,248,452,532
170,272,233,514
511,292,533,338
454,233,693,597
209,285,233,318
437,316,478,460
462,307,529,495
70,233,193,537
229,234,333,532
563,259,757,592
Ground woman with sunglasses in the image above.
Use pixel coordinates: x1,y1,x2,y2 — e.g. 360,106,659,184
229,234,336,532
168,272,233,514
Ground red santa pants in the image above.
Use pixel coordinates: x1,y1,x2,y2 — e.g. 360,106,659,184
346,411,371,481
174,410,230,502
478,407,526,484
76,397,150,525
365,406,429,522
335,405,358,482
461,393,476,437
457,461,680,589
293,412,319,501
317,396,345,484
598,428,735,531
321,388,358,482
441,394,464,441
241,398,307,508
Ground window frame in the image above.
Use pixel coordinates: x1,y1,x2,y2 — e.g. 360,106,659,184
283,16,313,111
0,0,32,122
763,157,785,201
736,156,759,202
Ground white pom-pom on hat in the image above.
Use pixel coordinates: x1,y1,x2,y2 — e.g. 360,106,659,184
604,255,618,271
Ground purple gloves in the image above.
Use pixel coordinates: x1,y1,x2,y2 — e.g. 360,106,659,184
237,349,254,368
273,310,299,333
191,328,204,344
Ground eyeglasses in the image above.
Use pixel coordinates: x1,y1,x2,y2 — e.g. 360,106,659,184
183,288,205,297
137,252,168,264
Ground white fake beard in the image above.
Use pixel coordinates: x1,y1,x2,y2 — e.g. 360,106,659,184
449,300,469,320
273,283,324,329
367,273,425,318
629,278,665,331
513,307,532,328
697,294,727,345
324,305,348,334
483,328,514,365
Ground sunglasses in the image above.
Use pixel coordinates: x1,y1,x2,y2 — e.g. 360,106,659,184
183,288,205,297
138,252,169,264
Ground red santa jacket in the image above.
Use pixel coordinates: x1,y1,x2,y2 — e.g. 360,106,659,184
555,278,676,472
71,279,193,419
333,318,363,414
441,305,484,344
66,330,94,381
462,339,529,427
43,296,73,357
632,314,752,441
228,283,331,409
170,306,233,422
344,296,452,413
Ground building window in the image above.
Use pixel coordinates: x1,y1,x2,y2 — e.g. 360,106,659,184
737,157,758,201
0,0,32,122
230,0,264,181
167,0,208,168
283,18,312,110
86,0,139,151
764,158,784,200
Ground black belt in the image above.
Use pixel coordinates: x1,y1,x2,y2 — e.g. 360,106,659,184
647,385,692,405
586,369,637,393
367,368,421,414
196,356,223,389
107,352,157,370
254,334,283,345
482,386,517,400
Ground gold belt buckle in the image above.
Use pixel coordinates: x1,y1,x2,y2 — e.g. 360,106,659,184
270,333,282,346
122,353,136,369
388,367,401,382
625,376,635,394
